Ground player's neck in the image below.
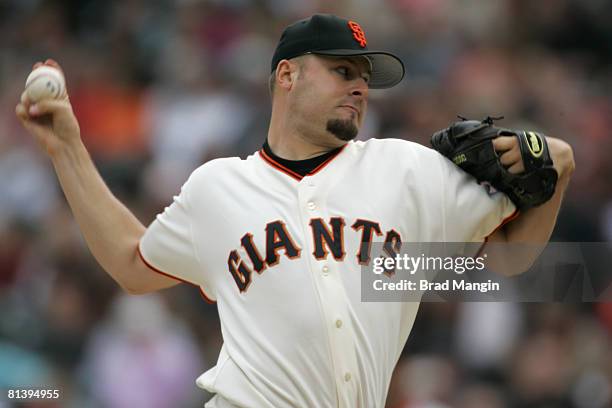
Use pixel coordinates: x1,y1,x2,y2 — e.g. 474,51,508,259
266,135,335,160
268,113,344,160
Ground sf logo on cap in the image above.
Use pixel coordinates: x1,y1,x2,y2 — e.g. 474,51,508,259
348,21,367,48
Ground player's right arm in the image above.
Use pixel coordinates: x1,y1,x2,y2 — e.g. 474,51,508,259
15,60,178,295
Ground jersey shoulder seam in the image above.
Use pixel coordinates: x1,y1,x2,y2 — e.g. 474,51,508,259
183,174,216,300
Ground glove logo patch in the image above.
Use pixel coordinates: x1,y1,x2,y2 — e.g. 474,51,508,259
453,153,467,165
525,131,544,158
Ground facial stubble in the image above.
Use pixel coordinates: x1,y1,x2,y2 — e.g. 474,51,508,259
326,118,358,141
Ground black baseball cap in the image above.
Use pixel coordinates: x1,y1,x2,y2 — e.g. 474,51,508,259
271,14,405,89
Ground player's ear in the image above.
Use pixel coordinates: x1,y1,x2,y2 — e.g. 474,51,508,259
276,59,299,91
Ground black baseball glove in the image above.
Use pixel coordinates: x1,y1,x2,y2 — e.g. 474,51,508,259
431,116,558,210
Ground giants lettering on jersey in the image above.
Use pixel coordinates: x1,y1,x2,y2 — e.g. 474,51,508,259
228,217,402,292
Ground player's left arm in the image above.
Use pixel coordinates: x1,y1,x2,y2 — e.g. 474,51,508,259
486,136,575,275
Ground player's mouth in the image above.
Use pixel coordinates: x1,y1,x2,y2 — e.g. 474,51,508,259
339,105,360,117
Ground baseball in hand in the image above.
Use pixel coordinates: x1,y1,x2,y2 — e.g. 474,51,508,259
24,65,66,102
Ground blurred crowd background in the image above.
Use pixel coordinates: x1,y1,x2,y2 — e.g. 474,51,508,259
1,0,611,407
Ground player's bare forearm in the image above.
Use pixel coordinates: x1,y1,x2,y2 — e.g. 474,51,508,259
16,60,178,294
49,139,176,293
488,137,575,275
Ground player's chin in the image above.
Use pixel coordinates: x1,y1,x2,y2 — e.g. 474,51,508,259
326,118,359,142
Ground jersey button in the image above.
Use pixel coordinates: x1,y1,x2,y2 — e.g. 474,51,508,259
344,372,351,382
335,319,343,328
307,201,316,210
322,265,329,275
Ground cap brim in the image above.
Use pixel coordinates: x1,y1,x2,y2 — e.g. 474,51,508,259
313,49,405,89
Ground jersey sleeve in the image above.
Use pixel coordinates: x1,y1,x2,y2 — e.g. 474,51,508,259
439,154,518,242
139,174,214,298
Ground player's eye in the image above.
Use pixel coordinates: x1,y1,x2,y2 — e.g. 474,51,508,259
335,66,350,77
335,66,370,85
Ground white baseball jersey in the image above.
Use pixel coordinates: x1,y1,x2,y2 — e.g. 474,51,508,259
138,138,517,408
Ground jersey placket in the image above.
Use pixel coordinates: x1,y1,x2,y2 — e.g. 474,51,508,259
297,174,361,408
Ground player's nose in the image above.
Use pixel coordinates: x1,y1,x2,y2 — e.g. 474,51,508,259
350,79,369,99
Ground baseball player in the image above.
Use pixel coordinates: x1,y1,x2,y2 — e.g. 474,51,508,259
16,14,574,408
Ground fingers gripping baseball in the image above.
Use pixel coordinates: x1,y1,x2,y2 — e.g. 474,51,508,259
493,136,525,174
15,59,80,157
